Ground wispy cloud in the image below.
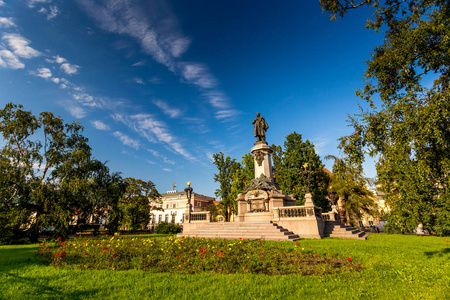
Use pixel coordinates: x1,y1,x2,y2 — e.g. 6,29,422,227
132,60,146,67
61,62,79,74
0,49,24,69
0,17,16,28
113,131,140,149
30,67,52,78
2,33,41,59
59,101,88,119
0,1,5,7
133,77,144,85
146,160,155,165
153,99,181,118
38,5,60,20
28,0,51,8
180,63,217,89
149,76,162,84
77,0,191,70
162,168,172,172
91,120,110,131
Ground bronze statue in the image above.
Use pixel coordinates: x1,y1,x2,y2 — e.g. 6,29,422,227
301,163,312,193
252,112,269,142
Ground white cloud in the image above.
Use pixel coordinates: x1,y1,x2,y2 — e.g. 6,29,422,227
91,120,110,131
181,63,217,89
30,67,52,78
0,1,5,6
133,77,144,85
0,17,16,28
61,62,79,74
55,55,66,63
132,60,146,67
61,102,87,119
146,160,155,165
113,131,140,149
2,33,41,58
51,77,60,83
60,83,67,89
162,168,172,172
28,0,51,8
77,0,191,70
153,99,181,118
0,49,25,69
47,6,60,19
131,114,191,159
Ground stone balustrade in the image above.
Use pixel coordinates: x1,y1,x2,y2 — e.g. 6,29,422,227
184,211,211,223
273,205,323,220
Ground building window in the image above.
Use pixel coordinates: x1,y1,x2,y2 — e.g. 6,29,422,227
171,214,175,223
158,215,162,223
172,203,176,208
166,204,169,209
198,202,201,208
165,214,168,222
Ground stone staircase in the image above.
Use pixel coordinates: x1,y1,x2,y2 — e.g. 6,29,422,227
178,221,300,241
323,221,368,240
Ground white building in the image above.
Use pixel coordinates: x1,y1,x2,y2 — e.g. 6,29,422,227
149,185,214,227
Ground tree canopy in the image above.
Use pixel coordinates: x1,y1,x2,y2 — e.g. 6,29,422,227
272,132,330,208
321,0,450,234
0,103,126,243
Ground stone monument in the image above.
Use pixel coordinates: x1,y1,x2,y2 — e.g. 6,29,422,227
235,113,295,222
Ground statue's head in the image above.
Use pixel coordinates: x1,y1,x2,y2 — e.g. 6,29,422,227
256,112,260,117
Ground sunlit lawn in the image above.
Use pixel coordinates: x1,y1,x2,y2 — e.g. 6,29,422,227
0,234,449,299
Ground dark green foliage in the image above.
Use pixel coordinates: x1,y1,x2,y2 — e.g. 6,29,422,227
0,103,125,244
154,222,182,234
321,1,450,234
230,153,254,205
326,155,379,224
272,132,330,209
119,178,160,231
213,152,240,221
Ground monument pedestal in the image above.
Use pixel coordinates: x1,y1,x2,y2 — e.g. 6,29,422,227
251,142,273,179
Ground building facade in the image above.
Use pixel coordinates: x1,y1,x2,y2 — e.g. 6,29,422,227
149,186,214,228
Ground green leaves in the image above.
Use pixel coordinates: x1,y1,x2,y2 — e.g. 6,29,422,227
322,1,450,234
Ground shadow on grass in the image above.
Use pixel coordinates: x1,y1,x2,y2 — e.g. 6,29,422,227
0,246,47,272
424,247,450,258
4,271,99,299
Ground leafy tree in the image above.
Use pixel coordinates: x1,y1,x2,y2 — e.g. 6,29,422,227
321,0,450,234
213,152,240,222
229,153,255,206
271,132,330,208
0,103,124,243
325,155,379,225
119,177,160,230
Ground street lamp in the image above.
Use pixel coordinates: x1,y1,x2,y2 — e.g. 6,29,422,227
184,182,193,223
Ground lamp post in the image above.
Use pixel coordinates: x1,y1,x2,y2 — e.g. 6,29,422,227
184,182,193,223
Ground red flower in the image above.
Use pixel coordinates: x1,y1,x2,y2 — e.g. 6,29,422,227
296,241,299,245
54,253,59,257
176,256,179,258
103,252,107,255
182,236,185,238
114,254,118,258
239,238,242,240
201,254,204,258
61,252,67,257
192,236,195,239
105,234,109,237
74,256,77,259
103,247,108,251
348,257,352,262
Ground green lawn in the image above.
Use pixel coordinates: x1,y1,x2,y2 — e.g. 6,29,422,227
0,234,449,299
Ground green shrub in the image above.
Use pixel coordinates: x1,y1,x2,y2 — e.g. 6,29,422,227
154,222,182,234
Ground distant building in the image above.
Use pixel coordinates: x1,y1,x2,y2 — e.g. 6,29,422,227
149,184,215,227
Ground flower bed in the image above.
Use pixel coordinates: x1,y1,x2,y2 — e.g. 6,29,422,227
37,236,360,275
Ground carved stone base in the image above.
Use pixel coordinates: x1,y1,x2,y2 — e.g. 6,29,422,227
251,143,273,179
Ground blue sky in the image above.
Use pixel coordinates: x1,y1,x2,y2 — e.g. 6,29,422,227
0,0,380,197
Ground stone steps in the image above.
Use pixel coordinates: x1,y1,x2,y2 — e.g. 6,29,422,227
178,222,300,241
323,221,368,240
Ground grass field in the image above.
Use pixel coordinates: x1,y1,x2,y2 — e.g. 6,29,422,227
0,234,449,299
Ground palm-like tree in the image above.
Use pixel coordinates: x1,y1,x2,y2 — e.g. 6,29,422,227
325,155,379,225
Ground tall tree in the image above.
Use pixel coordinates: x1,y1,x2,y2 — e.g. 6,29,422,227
213,152,240,221
0,103,125,243
272,132,330,208
326,155,379,225
321,0,450,234
119,178,160,230
229,153,255,206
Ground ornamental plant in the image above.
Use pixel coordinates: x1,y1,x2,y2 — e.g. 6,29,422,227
37,236,360,275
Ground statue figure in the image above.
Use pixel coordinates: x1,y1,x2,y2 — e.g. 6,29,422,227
252,112,269,142
301,163,312,193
